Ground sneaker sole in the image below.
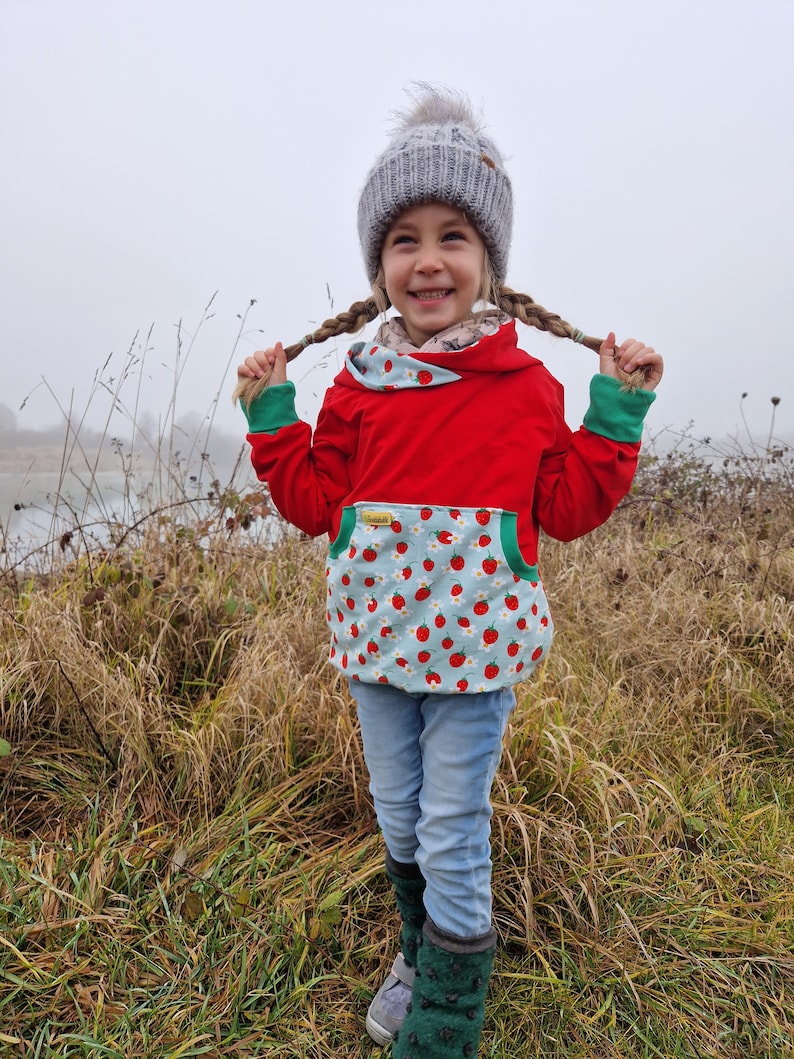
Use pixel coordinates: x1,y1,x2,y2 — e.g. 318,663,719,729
365,1010,394,1047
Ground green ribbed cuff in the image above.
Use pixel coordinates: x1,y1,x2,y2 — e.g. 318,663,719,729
583,374,656,443
242,382,299,434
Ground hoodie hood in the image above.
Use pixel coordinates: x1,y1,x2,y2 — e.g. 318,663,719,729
341,317,540,392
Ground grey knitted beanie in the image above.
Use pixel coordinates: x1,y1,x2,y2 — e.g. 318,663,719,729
357,85,513,284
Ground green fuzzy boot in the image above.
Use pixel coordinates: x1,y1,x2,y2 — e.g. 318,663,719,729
366,855,427,1046
386,852,427,969
392,918,496,1058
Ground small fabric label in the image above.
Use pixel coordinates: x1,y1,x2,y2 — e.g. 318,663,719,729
362,510,395,526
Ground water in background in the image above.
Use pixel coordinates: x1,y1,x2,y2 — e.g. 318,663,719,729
0,455,265,568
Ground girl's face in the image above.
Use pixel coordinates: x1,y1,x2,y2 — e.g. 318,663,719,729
380,202,486,347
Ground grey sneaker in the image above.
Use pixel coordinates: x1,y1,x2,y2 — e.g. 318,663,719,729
365,952,416,1046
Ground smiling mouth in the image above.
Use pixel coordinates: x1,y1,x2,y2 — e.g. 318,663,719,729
410,290,452,301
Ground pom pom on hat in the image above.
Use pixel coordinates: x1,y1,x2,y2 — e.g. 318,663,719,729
357,84,513,284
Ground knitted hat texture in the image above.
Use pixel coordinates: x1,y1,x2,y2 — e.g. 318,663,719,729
357,86,513,284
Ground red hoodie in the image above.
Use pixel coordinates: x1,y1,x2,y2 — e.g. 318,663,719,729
244,320,654,692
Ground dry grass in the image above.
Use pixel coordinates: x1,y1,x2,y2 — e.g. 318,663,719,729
1,436,793,1058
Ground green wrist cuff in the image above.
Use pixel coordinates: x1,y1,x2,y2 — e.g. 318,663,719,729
583,374,656,443
242,382,299,434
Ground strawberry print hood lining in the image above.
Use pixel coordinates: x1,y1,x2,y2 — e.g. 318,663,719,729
346,313,534,392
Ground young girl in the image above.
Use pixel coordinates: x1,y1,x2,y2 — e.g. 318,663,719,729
235,86,663,1057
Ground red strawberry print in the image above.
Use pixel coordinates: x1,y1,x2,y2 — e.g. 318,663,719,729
358,653,367,665
380,625,393,637
423,557,435,572
475,509,491,526
504,593,519,611
396,541,409,555
531,646,544,661
456,678,469,691
449,508,461,520
363,547,377,562
450,581,463,597
507,640,520,657
457,616,471,628
350,624,360,638
416,624,430,643
425,670,441,686
390,520,402,533
516,617,527,630
341,573,351,586
434,614,446,628
478,533,492,548
473,601,489,616
384,359,392,373
540,616,549,627
401,564,414,580
415,584,431,602
482,556,498,575
450,552,465,571
364,576,376,587
417,370,433,386
341,654,349,670
378,675,389,683
421,507,433,521
367,640,379,655
417,649,431,663
441,636,454,650
484,661,500,680
515,662,524,673
392,593,406,610
531,603,538,616
336,609,344,622
348,545,357,558
482,626,499,645
367,598,378,613
450,651,466,668
345,597,355,610
397,656,409,668
435,530,454,545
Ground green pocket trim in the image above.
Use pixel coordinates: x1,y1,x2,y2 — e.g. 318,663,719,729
328,506,356,559
499,512,539,581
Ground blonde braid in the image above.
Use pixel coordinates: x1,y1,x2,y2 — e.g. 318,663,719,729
493,285,602,352
233,294,386,408
492,282,648,391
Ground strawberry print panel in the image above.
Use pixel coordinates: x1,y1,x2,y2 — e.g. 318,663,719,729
346,342,463,391
325,502,553,693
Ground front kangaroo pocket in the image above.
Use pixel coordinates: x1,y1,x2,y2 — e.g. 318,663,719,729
326,502,553,693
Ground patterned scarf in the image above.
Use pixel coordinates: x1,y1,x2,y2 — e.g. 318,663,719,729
373,310,510,355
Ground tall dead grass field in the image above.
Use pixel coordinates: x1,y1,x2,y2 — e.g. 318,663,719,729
1,443,793,1058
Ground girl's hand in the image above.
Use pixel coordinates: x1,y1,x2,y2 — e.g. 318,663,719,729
236,342,289,387
599,332,663,392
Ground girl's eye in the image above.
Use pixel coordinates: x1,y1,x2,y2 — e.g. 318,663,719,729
390,234,414,245
442,231,464,242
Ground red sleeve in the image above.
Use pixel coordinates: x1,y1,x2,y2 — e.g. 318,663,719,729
531,382,639,542
246,395,354,538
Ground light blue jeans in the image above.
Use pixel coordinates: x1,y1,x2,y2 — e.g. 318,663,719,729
348,679,515,939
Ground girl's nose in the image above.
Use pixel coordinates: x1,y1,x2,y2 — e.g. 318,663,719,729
414,248,442,273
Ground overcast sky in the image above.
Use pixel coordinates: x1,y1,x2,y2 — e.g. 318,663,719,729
1,0,792,455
